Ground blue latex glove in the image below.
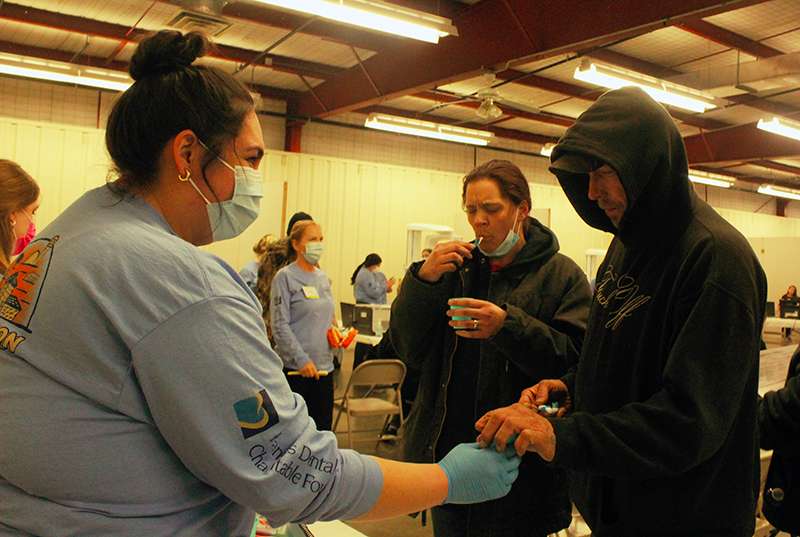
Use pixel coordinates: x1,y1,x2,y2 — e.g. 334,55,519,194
437,442,520,504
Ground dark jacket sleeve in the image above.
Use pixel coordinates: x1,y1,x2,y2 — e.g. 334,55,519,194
759,346,800,452
389,263,452,372
552,281,760,479
490,259,591,380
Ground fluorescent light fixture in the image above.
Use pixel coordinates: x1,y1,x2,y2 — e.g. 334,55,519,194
364,113,493,146
540,143,555,157
688,170,734,188
0,54,132,92
249,0,457,43
574,61,716,113
757,116,800,142
757,184,800,201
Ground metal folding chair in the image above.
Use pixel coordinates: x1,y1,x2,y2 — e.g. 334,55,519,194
333,359,406,449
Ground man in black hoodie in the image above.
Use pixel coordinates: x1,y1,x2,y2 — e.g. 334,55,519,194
475,87,767,536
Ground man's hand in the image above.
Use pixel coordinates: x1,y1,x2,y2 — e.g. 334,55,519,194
519,379,571,417
447,298,507,339
475,403,557,461
298,361,320,379
417,241,475,283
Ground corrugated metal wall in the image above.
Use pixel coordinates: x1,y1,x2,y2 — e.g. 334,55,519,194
3,115,797,310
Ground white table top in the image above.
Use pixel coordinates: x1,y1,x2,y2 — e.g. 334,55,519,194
759,344,796,395
354,334,382,346
307,521,368,537
763,316,799,331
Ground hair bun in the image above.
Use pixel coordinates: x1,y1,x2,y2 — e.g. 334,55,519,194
129,30,210,81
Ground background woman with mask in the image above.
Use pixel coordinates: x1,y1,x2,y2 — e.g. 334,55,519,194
270,220,336,430
0,159,40,275
390,160,592,537
0,31,521,536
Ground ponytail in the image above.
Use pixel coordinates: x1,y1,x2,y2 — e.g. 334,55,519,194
350,262,366,285
351,253,382,285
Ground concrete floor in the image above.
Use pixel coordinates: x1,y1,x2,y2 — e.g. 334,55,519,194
332,348,433,537
345,515,433,537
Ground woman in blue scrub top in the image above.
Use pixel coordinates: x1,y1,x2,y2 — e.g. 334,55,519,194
352,253,395,305
270,220,335,430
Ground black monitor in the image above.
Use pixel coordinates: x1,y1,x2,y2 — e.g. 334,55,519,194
340,302,356,328
765,301,776,317
780,299,800,319
353,305,375,335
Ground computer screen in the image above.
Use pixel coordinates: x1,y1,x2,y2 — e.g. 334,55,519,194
340,302,356,328
353,305,375,335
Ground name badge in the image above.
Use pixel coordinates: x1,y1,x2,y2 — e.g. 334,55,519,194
302,286,320,299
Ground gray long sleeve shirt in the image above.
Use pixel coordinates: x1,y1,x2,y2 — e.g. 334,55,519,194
270,263,335,372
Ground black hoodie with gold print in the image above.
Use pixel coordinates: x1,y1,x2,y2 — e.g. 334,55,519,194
548,87,767,537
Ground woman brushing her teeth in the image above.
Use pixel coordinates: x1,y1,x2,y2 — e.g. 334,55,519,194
389,160,593,537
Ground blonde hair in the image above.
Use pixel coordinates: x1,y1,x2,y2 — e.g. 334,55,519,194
0,160,39,274
252,234,275,258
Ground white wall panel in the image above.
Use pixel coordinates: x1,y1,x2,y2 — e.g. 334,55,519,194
2,114,798,316
0,116,109,231
748,237,800,304
281,154,470,306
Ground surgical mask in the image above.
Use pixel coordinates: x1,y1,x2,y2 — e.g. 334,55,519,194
187,142,263,242
12,212,35,255
478,208,521,258
303,241,324,265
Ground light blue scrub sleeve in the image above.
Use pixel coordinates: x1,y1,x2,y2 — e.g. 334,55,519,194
131,295,382,526
270,270,311,369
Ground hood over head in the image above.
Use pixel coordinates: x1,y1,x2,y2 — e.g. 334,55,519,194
549,87,695,247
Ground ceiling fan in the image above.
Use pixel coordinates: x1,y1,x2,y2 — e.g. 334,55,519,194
475,90,504,120
428,73,549,123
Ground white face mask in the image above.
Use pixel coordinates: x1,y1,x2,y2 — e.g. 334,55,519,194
303,241,324,265
186,141,264,242
478,207,521,258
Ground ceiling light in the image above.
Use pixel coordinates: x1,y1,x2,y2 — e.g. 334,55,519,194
757,116,800,142
757,184,800,201
249,0,457,43
476,98,503,120
540,143,555,157
364,113,493,146
688,170,734,188
0,54,131,92
574,61,716,113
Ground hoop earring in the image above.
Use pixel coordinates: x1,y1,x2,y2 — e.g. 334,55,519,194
177,169,191,182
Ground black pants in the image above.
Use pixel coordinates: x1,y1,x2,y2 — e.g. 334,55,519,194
286,372,334,431
432,504,547,537
353,342,372,370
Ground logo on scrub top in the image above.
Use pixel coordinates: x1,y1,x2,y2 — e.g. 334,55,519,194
0,237,59,353
234,389,280,439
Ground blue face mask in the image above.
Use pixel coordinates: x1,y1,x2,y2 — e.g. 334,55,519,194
477,208,521,258
303,241,324,265
187,142,263,242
